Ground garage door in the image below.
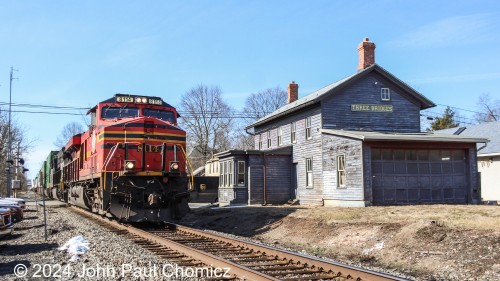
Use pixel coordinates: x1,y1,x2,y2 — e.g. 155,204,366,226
371,149,468,204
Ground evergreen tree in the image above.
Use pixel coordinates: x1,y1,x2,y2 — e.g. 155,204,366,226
430,107,459,131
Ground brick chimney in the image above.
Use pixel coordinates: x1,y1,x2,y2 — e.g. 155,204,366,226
357,37,376,71
287,81,298,103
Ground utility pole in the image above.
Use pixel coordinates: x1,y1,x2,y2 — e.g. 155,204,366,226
6,66,17,197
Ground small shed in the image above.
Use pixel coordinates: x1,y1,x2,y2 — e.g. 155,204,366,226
215,147,292,205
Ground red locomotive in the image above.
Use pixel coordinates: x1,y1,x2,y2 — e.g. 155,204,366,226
38,94,191,222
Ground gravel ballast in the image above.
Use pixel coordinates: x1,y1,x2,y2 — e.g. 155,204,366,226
0,202,207,281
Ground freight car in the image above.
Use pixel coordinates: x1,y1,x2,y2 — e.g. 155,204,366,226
35,94,191,222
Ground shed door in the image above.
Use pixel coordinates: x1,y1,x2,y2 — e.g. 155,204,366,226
371,149,468,205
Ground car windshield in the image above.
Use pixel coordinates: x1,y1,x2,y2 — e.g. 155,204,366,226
143,108,175,123
101,107,139,119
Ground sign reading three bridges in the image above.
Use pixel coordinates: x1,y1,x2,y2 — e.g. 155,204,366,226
350,104,393,112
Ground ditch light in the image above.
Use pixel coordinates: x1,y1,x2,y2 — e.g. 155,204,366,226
170,161,180,172
124,160,136,172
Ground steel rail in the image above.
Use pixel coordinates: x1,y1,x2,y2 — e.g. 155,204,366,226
69,206,279,280
70,206,409,281
171,223,410,281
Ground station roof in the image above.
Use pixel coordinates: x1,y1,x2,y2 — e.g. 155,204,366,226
246,64,435,130
321,129,488,143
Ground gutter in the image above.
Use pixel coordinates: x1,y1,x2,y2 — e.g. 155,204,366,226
477,141,488,152
245,127,255,136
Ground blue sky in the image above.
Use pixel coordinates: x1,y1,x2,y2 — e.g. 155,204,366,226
1,0,499,179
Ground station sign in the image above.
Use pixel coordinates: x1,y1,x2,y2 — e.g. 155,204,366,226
351,104,393,112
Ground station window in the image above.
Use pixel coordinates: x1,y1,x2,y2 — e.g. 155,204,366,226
219,162,223,186
381,88,391,101
306,158,313,187
228,161,233,186
278,127,283,146
337,155,346,187
237,161,245,186
291,122,297,143
267,131,271,148
305,117,312,140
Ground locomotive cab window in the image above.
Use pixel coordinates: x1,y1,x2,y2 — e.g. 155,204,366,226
101,106,139,119
143,108,176,123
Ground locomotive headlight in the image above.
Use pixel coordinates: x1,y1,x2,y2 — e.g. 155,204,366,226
170,161,179,172
124,160,136,171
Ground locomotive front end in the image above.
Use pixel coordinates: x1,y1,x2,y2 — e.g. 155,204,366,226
70,94,191,223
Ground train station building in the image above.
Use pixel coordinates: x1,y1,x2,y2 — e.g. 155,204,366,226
216,38,487,206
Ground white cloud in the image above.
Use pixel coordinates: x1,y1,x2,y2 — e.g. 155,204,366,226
391,14,495,48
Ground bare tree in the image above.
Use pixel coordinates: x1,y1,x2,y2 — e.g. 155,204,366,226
0,109,33,195
474,93,500,123
54,122,85,149
234,86,287,150
243,86,287,121
179,85,234,169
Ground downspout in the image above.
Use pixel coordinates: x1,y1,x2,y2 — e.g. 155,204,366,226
263,152,267,206
474,140,489,204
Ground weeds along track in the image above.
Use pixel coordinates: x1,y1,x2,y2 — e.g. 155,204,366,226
70,206,409,281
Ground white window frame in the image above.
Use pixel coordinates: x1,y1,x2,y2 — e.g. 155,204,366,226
337,155,346,188
267,131,271,148
219,162,223,186
381,88,391,101
305,117,312,140
237,161,245,186
223,162,227,186
306,157,313,188
258,134,263,150
228,161,233,187
278,127,283,146
291,122,297,143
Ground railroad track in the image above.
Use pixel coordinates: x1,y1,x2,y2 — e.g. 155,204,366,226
70,206,409,281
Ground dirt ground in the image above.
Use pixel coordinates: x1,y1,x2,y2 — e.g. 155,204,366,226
179,204,500,281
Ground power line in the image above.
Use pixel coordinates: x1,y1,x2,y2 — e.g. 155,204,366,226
0,102,90,110
435,103,499,118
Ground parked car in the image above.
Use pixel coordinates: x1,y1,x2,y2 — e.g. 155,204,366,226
0,203,23,222
0,208,14,239
0,197,26,209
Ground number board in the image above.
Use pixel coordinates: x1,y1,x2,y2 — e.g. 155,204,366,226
116,96,163,105
116,96,134,103
138,144,163,153
148,98,162,105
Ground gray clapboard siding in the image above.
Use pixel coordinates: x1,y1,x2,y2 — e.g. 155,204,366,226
322,134,364,201
254,106,324,205
322,75,421,133
248,155,291,204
